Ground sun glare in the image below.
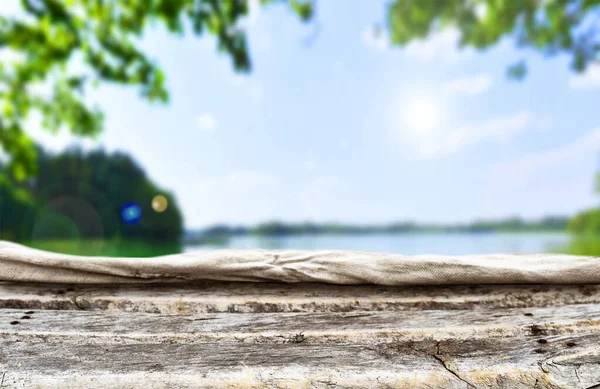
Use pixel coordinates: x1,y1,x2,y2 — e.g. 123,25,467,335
406,99,439,131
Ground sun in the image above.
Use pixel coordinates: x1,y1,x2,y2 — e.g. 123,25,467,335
406,99,439,131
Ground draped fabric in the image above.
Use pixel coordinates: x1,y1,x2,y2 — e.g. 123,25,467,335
1,241,598,285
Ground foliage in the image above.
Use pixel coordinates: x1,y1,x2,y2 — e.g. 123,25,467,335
27,239,180,257
386,0,600,78
562,234,600,256
0,173,37,241
2,0,597,179
567,207,600,234
566,173,600,255
0,0,313,179
0,146,184,245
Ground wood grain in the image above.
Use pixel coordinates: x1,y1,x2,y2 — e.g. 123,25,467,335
0,304,599,344
1,313,599,388
2,282,600,387
2,282,600,313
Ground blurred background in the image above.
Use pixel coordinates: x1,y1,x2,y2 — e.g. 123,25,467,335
0,0,599,257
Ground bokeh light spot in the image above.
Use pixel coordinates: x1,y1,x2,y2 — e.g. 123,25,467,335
121,202,142,225
152,195,168,213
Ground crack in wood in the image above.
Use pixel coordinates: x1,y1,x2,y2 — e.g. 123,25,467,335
432,354,476,388
574,364,581,382
3,284,600,387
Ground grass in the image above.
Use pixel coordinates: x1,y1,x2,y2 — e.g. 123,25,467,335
24,239,182,257
558,234,600,256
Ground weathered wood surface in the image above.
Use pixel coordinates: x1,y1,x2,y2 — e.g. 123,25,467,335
1,282,600,388
2,334,600,388
2,302,600,343
1,282,600,313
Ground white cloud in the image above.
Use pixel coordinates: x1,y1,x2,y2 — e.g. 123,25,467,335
412,111,545,158
302,151,318,173
569,65,600,89
249,83,265,104
442,73,493,96
236,0,263,32
224,72,247,86
240,0,273,54
298,175,347,219
223,73,265,104
197,113,217,132
361,27,388,51
403,29,471,62
361,26,472,62
491,129,600,180
247,0,261,26
190,170,276,199
14,114,100,154
182,170,278,226
533,116,555,133
226,171,274,190
303,159,317,173
332,60,344,72
305,175,342,194
339,138,349,150
29,128,98,152
253,34,272,53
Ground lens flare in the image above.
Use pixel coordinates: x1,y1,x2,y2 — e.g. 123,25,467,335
152,195,168,213
121,202,142,225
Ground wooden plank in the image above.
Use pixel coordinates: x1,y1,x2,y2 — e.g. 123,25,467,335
3,282,600,387
1,304,600,344
0,340,483,388
1,306,600,387
0,333,599,387
2,282,600,313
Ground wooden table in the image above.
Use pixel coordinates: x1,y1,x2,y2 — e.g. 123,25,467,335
0,281,599,388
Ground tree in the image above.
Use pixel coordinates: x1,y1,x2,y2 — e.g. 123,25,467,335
0,0,313,180
0,146,184,244
3,1,598,182
0,173,37,241
566,172,600,254
385,0,600,79
32,146,184,243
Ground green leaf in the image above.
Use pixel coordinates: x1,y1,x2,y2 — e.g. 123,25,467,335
0,0,313,178
290,0,314,22
506,61,527,81
386,0,600,79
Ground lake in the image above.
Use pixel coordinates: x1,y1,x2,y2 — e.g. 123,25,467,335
184,232,572,255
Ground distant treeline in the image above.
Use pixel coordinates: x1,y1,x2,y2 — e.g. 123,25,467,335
187,216,569,241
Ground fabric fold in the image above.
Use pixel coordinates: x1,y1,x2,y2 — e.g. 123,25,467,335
0,241,598,285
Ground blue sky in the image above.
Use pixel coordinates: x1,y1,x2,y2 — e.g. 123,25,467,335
12,1,600,228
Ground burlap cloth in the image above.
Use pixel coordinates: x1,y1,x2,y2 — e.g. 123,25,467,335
0,240,598,285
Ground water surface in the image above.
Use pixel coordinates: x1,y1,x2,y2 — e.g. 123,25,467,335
185,232,570,255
